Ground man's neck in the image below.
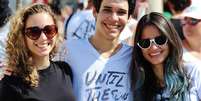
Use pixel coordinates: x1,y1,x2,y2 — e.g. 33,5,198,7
90,35,122,58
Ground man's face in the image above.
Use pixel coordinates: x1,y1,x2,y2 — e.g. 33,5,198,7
93,0,129,41
182,17,201,40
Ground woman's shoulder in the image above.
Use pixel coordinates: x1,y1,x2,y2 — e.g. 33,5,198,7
53,61,71,69
53,61,70,67
1,75,23,86
0,75,24,100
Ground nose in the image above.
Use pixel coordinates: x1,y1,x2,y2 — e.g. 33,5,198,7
109,13,119,22
38,32,48,40
149,42,159,50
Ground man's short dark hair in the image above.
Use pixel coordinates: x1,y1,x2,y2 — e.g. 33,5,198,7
93,0,136,17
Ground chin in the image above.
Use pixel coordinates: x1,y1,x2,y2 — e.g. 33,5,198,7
37,52,50,57
108,33,120,39
149,60,164,65
151,62,163,66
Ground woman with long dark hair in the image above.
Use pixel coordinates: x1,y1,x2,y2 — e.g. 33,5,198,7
131,12,189,101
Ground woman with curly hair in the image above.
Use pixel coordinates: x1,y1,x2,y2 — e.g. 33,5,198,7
131,12,190,101
0,3,75,101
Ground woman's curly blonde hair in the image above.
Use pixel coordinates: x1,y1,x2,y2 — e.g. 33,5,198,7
6,3,62,87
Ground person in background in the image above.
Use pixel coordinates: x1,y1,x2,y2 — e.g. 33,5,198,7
32,0,48,4
0,0,12,62
135,0,149,20
57,0,136,100
77,1,84,11
165,0,191,40
181,1,201,62
119,16,137,46
119,0,149,46
64,0,95,40
131,12,189,101
181,2,201,100
0,0,12,80
49,0,73,37
0,3,75,101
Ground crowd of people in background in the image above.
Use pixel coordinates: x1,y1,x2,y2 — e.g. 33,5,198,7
0,0,12,63
0,0,200,101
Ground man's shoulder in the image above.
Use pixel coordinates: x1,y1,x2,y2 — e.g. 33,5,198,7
67,38,87,44
122,43,133,50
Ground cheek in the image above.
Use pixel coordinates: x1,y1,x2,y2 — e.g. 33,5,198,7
25,37,33,50
119,17,128,31
141,49,149,60
183,26,192,32
97,13,106,21
183,27,192,37
95,16,103,26
196,25,201,35
120,17,128,25
183,26,201,38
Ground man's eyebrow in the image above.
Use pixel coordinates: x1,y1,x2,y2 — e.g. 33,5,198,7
102,6,128,12
102,6,112,9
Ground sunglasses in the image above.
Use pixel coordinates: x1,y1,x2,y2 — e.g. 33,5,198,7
137,35,168,49
24,25,58,40
181,17,201,26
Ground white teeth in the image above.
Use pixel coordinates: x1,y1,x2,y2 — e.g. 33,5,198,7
106,24,119,29
38,44,48,47
150,52,160,56
35,43,49,48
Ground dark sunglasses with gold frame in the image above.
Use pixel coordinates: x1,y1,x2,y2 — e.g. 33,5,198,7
24,25,58,40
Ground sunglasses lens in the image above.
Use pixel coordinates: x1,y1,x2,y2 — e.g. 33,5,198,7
155,35,167,45
183,17,201,26
43,25,57,39
138,39,150,48
25,25,57,40
25,27,41,40
191,18,199,25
